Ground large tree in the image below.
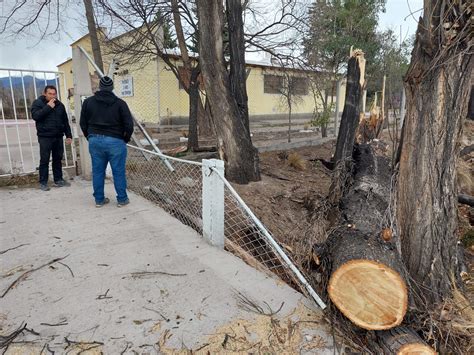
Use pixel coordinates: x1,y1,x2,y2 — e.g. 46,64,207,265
395,0,472,304
196,0,260,184
304,0,385,78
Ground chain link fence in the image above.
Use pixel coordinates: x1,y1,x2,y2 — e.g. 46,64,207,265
126,145,203,234
125,143,326,309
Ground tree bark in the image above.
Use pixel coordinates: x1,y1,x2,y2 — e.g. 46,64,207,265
333,53,364,165
83,0,104,73
329,50,365,204
376,327,436,355
198,97,215,138
320,144,409,330
187,67,200,151
396,0,472,304
226,0,250,135
197,0,260,184
171,0,214,146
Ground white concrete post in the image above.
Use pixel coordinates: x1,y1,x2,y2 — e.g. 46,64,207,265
72,47,93,179
202,159,225,249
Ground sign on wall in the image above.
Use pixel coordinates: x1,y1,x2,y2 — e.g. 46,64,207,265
120,76,134,97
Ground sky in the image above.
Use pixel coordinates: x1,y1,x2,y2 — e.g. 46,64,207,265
0,0,424,72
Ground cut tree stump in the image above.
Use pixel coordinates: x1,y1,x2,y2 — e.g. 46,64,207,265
377,327,436,355
327,229,408,330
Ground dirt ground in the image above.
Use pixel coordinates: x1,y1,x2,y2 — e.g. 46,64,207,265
233,141,335,262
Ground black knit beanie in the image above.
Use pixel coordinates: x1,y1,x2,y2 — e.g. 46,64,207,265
99,76,114,91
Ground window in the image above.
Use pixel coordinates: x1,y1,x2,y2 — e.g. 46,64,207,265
263,74,283,94
264,74,309,95
290,77,308,96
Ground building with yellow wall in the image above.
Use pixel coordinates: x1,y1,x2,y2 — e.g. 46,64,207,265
58,33,345,126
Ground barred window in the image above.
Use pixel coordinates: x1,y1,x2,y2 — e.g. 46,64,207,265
290,77,308,96
263,74,283,94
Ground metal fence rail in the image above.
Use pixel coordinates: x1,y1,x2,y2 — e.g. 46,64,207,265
0,68,76,177
125,144,326,309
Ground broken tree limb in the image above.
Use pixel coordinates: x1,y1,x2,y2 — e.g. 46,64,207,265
460,144,474,157
0,243,30,255
0,256,69,298
376,326,436,355
0,323,27,349
330,49,365,204
458,194,474,207
333,49,365,167
129,271,187,278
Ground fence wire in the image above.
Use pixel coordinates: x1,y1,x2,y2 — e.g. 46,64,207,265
125,144,326,309
222,185,300,284
126,145,203,234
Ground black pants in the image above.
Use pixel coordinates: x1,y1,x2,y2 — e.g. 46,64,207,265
38,136,64,184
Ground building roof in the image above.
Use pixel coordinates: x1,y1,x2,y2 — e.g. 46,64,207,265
58,32,317,74
57,58,72,68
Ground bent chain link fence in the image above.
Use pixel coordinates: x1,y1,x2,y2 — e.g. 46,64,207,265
126,145,203,234
126,144,326,309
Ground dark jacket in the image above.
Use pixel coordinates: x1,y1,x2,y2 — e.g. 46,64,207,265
80,91,134,143
31,96,72,138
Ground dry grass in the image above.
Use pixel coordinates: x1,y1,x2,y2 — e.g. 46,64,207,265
0,174,38,188
287,152,307,171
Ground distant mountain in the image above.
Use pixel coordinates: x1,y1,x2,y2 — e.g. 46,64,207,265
0,75,57,89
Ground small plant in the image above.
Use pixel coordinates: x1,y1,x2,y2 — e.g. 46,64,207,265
310,103,335,128
287,152,306,171
277,151,289,160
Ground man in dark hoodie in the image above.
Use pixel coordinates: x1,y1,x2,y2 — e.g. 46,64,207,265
80,76,134,208
31,85,73,191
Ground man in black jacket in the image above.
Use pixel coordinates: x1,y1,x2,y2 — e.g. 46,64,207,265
80,76,134,208
31,85,72,191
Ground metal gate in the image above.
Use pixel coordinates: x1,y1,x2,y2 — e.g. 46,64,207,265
0,68,76,177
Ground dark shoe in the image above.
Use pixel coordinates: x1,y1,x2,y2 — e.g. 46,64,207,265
54,179,70,187
117,199,130,208
40,184,50,191
96,198,110,208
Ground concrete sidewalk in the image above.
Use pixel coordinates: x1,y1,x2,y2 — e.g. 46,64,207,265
0,180,332,353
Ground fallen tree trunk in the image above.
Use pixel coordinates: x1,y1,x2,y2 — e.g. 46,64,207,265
315,143,434,350
376,327,436,355
323,144,408,330
327,229,408,330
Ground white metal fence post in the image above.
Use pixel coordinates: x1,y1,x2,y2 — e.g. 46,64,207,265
202,159,225,249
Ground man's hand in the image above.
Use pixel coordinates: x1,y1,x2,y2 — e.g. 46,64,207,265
47,99,56,108
65,138,72,145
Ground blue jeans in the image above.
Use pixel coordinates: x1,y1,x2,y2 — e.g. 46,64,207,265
88,135,128,204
